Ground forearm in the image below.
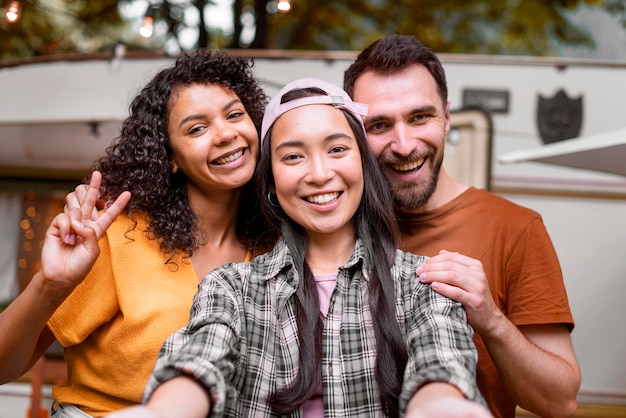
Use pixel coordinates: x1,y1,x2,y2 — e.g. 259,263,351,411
407,382,463,410
147,376,211,418
406,382,492,418
482,318,580,417
0,272,69,382
104,376,210,418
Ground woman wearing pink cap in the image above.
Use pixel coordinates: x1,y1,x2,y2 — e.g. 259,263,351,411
107,78,491,418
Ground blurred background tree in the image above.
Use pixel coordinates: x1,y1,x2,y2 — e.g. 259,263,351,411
1,0,625,59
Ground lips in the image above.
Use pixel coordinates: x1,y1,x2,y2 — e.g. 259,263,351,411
213,149,244,165
389,156,426,173
304,192,340,205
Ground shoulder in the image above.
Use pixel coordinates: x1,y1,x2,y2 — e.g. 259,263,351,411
391,250,427,288
200,239,291,292
247,239,292,278
393,249,428,267
101,211,149,238
467,188,541,218
100,211,170,258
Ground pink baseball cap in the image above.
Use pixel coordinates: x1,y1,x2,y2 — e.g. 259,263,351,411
260,77,369,143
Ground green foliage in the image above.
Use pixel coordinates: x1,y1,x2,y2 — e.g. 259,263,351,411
1,0,625,59
268,0,610,55
0,0,131,59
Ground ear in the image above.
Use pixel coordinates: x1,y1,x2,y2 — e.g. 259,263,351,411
443,100,452,137
172,162,179,174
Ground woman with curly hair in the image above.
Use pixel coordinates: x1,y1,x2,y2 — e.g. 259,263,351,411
0,49,275,417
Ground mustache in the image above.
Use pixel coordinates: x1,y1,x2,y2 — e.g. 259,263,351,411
379,147,435,165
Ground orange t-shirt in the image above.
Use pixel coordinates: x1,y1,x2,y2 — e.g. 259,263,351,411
398,187,574,418
48,213,252,416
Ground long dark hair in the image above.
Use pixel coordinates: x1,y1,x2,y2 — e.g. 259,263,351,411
257,87,407,416
90,49,273,264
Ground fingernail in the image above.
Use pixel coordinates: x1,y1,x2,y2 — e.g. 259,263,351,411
64,234,76,245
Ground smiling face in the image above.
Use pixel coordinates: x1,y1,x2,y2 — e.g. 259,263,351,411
352,65,451,212
167,83,259,196
270,104,363,242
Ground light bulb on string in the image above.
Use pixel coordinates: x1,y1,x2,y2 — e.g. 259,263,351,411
4,0,22,23
277,0,291,13
139,4,158,38
139,15,154,38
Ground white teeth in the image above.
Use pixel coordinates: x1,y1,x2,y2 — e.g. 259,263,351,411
390,157,425,172
306,192,339,205
215,150,243,165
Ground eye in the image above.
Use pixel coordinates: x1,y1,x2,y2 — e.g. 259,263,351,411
329,145,348,154
187,124,206,135
410,114,430,124
366,121,389,134
280,153,303,163
227,110,245,121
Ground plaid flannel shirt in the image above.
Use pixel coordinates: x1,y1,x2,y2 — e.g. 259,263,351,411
144,238,484,417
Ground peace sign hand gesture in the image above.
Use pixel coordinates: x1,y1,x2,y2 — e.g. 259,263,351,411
40,172,131,294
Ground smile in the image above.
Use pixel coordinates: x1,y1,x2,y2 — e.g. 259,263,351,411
214,149,244,165
305,192,340,205
389,156,426,173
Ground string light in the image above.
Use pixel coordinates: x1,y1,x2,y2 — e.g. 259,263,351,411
277,0,291,13
139,5,157,38
139,15,154,38
4,0,22,23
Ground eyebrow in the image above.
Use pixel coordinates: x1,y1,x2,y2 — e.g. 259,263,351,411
274,132,353,151
178,98,243,128
363,104,438,124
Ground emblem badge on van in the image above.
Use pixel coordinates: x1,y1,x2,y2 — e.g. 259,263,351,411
536,89,583,144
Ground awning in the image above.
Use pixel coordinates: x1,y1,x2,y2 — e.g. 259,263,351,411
498,128,626,177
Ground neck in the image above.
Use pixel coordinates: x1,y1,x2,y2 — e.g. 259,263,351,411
188,187,243,238
187,187,248,278
305,229,356,275
407,168,469,214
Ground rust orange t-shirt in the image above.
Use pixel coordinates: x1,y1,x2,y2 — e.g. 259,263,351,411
397,187,574,418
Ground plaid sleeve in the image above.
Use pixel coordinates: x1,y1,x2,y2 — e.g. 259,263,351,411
397,253,486,409
143,265,245,416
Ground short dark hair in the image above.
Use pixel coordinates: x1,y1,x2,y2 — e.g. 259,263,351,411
344,34,448,107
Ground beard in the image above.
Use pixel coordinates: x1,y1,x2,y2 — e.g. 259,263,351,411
386,151,443,213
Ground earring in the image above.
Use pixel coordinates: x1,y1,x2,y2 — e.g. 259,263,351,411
267,193,279,208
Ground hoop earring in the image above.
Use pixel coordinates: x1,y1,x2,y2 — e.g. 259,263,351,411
267,193,279,208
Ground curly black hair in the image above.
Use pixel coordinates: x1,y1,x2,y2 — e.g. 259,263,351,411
90,49,273,264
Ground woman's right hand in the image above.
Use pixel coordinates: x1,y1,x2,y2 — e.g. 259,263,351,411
64,170,106,221
42,172,130,292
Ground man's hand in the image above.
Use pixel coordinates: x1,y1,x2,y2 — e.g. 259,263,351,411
417,250,501,334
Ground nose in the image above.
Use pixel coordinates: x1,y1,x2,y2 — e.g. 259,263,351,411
214,119,237,145
306,155,333,184
389,123,416,156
